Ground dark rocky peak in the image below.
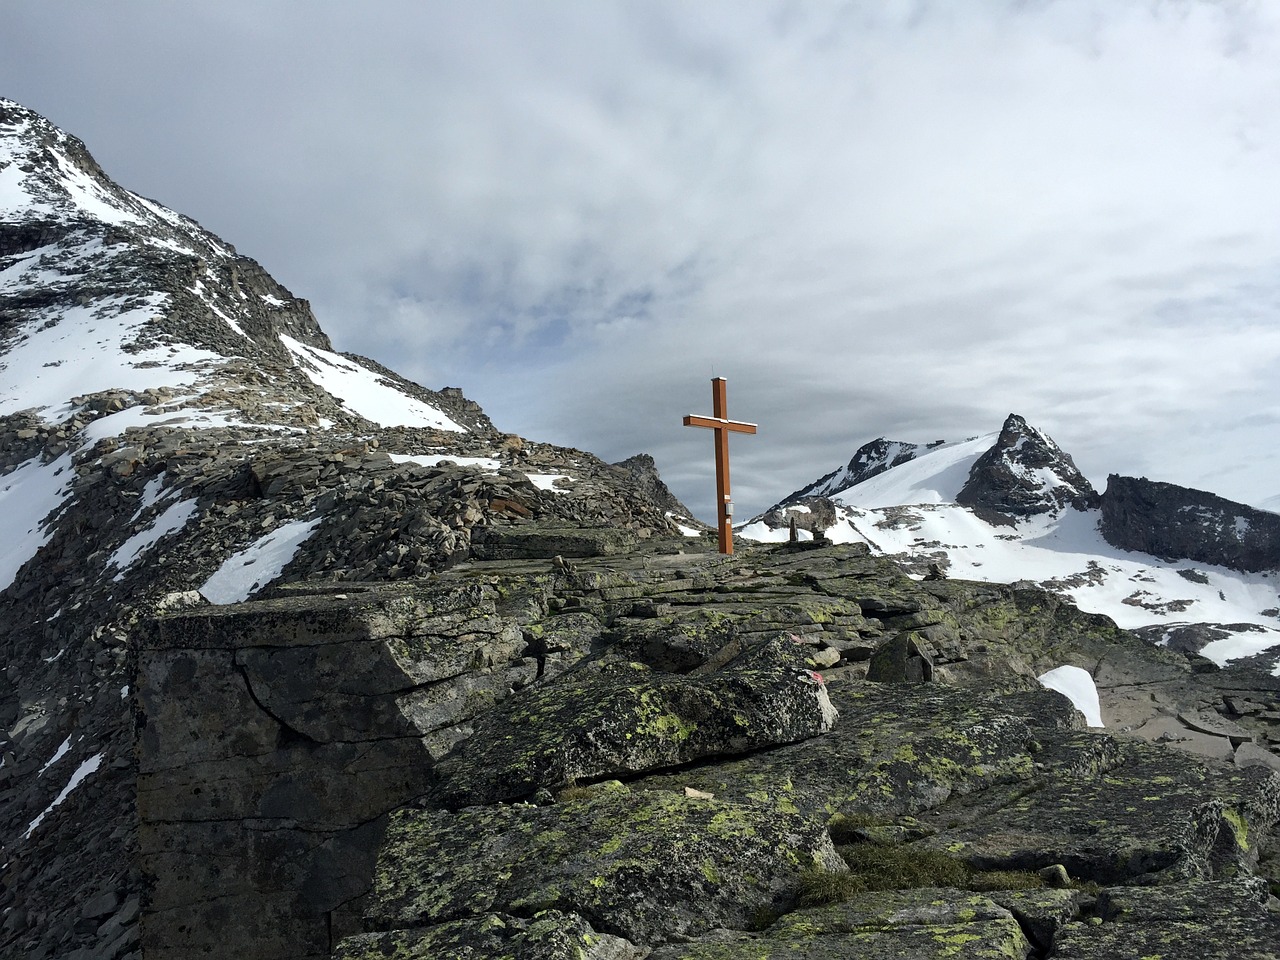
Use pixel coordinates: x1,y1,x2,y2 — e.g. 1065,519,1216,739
1100,475,1280,573
956,413,1098,521
772,436,931,508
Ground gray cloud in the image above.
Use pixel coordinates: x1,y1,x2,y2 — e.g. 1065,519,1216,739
5,0,1280,520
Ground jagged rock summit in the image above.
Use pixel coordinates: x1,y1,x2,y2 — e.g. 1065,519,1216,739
956,413,1099,520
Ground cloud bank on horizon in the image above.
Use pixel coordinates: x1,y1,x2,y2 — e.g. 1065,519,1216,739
4,1,1280,522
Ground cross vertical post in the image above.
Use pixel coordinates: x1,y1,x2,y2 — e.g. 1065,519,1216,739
683,377,757,554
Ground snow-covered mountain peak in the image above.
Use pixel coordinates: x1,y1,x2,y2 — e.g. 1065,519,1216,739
773,434,961,507
1,99,478,438
746,414,1280,676
1,98,139,225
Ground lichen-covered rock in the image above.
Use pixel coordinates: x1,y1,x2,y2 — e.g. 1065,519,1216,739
333,910,644,960
1052,876,1280,959
126,537,1280,959
365,784,846,944
431,643,838,807
924,732,1280,884
648,888,1032,959
986,888,1089,952
637,683,1060,820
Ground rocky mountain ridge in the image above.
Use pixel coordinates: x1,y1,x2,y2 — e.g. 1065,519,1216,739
0,98,698,960
2,99,1279,960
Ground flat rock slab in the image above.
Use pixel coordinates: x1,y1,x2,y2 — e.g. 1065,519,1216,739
1131,715,1237,761
925,732,1280,884
365,784,846,945
1177,709,1256,745
636,684,1073,819
334,910,644,960
649,888,1032,959
1053,877,1280,959
1236,740,1280,772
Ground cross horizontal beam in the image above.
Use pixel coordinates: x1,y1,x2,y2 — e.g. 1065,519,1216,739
682,415,757,433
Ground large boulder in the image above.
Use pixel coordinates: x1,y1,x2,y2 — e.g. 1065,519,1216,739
1052,876,1280,959
431,639,838,807
923,732,1280,884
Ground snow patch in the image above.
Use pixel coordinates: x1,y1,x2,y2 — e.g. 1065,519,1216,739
390,453,500,471
109,498,199,579
0,296,222,419
1199,629,1280,667
280,335,465,432
525,473,572,492
0,453,76,592
1038,665,1104,728
199,518,322,604
38,736,72,775
24,752,103,839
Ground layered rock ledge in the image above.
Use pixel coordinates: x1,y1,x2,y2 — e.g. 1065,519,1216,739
135,539,1280,959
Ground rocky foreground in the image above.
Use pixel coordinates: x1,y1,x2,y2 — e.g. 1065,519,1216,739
137,534,1280,959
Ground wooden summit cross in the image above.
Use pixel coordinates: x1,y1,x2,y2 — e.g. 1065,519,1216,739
684,377,757,555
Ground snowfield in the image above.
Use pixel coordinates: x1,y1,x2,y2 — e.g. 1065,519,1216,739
199,517,324,605
742,435,1280,674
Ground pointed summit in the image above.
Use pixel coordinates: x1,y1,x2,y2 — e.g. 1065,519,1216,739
955,413,1098,521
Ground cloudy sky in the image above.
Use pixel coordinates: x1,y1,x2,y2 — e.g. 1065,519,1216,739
5,1,1280,521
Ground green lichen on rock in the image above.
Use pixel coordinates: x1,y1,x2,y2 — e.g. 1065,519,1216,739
923,733,1280,885
1051,877,1280,959
635,682,1053,822
365,787,846,944
431,644,838,806
333,909,644,959
179,537,1280,959
647,889,1032,959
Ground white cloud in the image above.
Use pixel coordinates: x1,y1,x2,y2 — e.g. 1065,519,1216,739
5,0,1280,520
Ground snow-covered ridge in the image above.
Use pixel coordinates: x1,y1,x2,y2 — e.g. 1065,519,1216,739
1,98,475,438
280,336,464,432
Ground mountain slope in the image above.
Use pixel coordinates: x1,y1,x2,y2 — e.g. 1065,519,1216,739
745,414,1280,675
0,98,696,960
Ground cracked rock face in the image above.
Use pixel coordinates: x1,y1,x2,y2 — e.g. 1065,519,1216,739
130,542,1280,960
1100,474,1280,573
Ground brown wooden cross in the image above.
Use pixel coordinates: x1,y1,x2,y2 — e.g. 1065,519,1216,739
683,377,757,554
